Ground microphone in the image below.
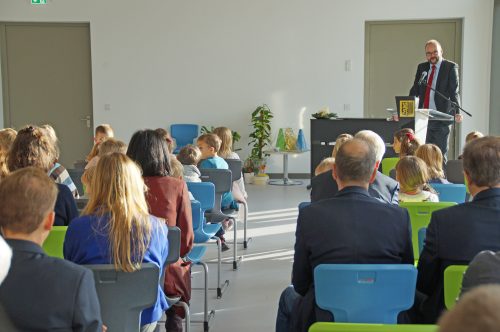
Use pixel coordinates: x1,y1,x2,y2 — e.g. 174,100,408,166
418,71,428,85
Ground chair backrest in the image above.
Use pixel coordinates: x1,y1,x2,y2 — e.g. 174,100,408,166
381,157,399,177
444,265,468,309
418,227,427,255
67,168,85,195
42,226,68,259
200,169,232,213
314,264,417,324
444,160,464,184
308,322,437,332
430,183,466,203
187,182,215,213
166,226,181,265
85,263,159,332
190,200,203,233
225,159,243,182
170,124,199,152
399,202,456,260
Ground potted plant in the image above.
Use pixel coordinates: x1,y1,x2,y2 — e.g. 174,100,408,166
248,104,273,182
242,158,255,184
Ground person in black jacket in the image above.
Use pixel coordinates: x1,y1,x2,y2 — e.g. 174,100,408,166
0,167,102,331
409,39,462,162
276,138,413,332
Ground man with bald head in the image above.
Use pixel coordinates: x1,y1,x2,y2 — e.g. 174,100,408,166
276,138,413,332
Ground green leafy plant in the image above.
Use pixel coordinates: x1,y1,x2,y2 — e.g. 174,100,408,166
249,104,273,160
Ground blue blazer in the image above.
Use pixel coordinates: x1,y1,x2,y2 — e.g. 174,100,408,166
55,183,78,226
417,188,500,323
292,187,413,331
310,170,399,205
0,239,102,331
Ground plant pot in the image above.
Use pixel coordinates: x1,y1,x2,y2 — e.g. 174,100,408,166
243,172,254,184
253,174,269,185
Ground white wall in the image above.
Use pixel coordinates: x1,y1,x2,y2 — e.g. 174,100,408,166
490,0,500,134
0,0,494,173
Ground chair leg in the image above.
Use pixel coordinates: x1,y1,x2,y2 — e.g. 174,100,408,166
191,262,216,332
236,202,251,249
174,301,190,332
201,239,229,298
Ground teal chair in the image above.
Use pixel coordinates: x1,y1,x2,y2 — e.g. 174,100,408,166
430,183,466,203
381,157,399,177
42,226,68,258
170,124,199,153
314,264,417,323
399,202,456,260
444,265,468,309
309,322,437,332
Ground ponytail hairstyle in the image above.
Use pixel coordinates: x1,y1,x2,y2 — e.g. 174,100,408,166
398,130,421,158
83,152,151,272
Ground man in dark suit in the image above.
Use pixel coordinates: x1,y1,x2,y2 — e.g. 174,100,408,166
0,167,103,331
409,39,462,162
276,138,414,332
310,130,399,205
417,136,500,323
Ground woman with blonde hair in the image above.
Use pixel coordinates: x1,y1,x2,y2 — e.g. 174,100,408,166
64,152,169,332
396,156,439,202
213,126,248,201
416,144,450,184
0,128,17,180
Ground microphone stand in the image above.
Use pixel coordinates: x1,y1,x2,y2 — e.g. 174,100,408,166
419,80,472,160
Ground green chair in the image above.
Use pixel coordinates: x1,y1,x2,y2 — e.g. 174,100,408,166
444,265,468,309
42,226,68,259
399,202,456,261
381,157,399,177
309,322,437,332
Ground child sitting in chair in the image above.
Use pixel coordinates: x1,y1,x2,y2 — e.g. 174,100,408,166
177,145,202,183
396,156,439,202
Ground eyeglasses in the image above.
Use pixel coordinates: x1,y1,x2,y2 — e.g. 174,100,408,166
426,50,439,56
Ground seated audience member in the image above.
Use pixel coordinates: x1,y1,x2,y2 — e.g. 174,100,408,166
314,157,335,176
396,156,439,202
127,130,193,331
8,126,78,226
415,144,450,184
197,133,236,210
169,157,184,179
213,126,248,201
458,131,484,159
310,130,399,205
460,250,500,295
81,137,127,192
177,145,202,182
0,128,17,181
64,153,169,332
0,167,102,331
393,128,420,158
86,124,114,169
42,124,80,198
416,136,500,323
155,128,176,155
276,138,413,332
438,285,500,332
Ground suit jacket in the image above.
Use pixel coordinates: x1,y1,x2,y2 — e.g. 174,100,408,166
409,59,460,124
292,187,414,331
310,170,399,205
144,176,194,307
55,183,78,226
0,239,102,332
417,188,500,323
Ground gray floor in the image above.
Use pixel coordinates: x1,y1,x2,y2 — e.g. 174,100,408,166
158,180,310,332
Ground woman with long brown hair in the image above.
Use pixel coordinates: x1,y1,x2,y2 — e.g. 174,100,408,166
64,153,169,332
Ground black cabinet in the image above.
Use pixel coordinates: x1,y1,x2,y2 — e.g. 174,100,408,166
310,118,412,178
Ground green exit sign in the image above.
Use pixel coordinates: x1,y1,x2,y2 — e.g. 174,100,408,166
31,0,47,4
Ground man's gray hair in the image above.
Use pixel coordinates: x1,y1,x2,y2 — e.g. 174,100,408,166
355,130,386,161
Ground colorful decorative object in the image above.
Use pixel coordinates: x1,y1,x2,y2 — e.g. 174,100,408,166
276,128,286,151
296,129,309,151
284,128,297,151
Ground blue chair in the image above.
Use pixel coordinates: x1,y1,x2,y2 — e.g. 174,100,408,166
188,183,229,298
314,264,417,323
418,228,427,255
170,124,199,153
430,183,466,203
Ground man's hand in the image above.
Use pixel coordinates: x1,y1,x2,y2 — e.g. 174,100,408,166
455,113,463,123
